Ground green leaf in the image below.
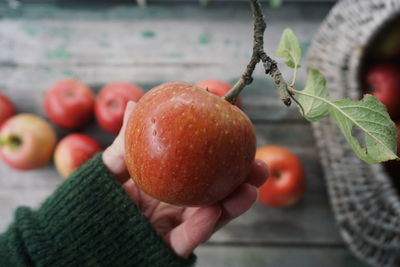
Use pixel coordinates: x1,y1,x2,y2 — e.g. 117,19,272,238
330,95,398,164
298,69,330,122
276,28,301,68
293,77,398,164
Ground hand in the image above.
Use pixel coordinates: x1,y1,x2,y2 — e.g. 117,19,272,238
103,101,268,258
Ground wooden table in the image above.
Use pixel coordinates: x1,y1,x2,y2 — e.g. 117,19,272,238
0,1,367,266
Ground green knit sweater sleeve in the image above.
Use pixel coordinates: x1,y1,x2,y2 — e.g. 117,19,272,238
0,153,196,267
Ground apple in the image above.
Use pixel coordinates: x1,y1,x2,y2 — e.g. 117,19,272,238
44,79,95,129
0,114,57,170
196,79,242,108
54,133,102,178
256,145,305,208
125,82,256,206
0,93,16,127
366,64,400,120
95,82,144,134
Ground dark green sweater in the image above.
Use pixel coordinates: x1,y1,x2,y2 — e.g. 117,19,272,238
0,154,196,267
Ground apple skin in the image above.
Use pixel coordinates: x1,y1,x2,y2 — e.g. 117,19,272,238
256,145,305,208
95,82,144,134
0,93,16,127
0,114,57,170
366,64,400,120
54,133,102,178
44,79,95,130
125,82,256,206
196,79,242,108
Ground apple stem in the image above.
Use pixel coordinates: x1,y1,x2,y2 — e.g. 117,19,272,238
224,78,246,104
0,135,22,149
224,0,292,106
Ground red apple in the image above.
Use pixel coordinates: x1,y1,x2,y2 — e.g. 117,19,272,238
95,82,144,134
54,133,102,178
0,93,16,127
0,114,57,170
44,79,95,129
125,82,256,206
196,79,242,108
256,145,305,208
366,64,400,120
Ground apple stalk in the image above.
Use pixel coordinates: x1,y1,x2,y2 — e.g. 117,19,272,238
224,0,292,106
0,135,22,149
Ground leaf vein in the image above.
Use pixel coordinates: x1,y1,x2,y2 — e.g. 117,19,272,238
298,91,395,157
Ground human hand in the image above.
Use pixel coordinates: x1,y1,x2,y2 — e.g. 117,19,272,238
103,101,268,258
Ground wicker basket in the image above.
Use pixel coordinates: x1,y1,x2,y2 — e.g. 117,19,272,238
306,0,400,266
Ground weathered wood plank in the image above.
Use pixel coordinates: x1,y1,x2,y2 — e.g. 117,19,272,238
0,19,314,67
0,3,332,23
0,5,327,73
0,66,302,121
4,0,336,4
0,4,331,122
195,245,366,267
0,122,341,245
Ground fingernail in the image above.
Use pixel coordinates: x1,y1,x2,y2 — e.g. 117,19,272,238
127,101,137,109
255,159,268,177
214,205,222,220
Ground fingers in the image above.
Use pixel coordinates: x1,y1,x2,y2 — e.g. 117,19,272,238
246,159,268,187
165,205,221,259
120,101,137,138
102,101,137,183
180,159,267,232
123,158,264,259
216,183,258,230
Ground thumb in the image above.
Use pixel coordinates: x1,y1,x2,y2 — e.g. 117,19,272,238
102,101,137,183
120,101,137,136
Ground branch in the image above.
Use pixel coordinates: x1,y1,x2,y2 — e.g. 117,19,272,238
224,0,292,106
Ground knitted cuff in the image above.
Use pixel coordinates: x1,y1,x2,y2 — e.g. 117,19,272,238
14,153,196,267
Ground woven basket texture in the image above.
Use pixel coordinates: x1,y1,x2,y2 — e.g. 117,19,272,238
307,0,400,266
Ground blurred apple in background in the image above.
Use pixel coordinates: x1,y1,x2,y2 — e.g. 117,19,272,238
0,114,57,170
196,79,242,108
256,145,305,208
44,79,95,130
54,133,102,178
0,93,16,127
365,64,400,120
95,82,144,134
